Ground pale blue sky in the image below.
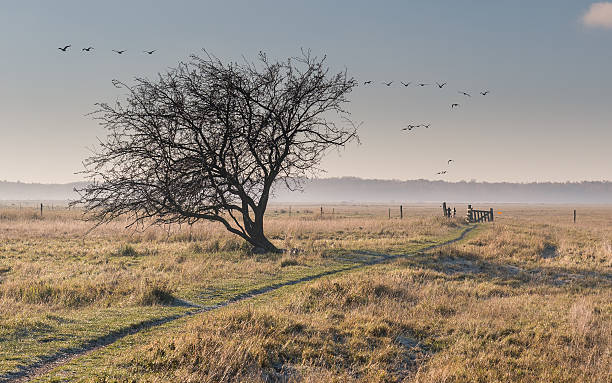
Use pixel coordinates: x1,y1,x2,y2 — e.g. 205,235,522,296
1,1,611,183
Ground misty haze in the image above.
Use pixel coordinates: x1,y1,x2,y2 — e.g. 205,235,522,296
3,178,612,204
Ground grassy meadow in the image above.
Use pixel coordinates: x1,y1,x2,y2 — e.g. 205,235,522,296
0,203,609,382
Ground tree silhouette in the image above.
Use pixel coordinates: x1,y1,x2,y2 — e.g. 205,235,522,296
75,51,358,253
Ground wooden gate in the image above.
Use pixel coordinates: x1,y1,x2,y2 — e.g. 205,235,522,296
466,204,494,223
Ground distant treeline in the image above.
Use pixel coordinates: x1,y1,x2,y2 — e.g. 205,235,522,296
271,177,612,204
1,178,612,203
0,181,85,201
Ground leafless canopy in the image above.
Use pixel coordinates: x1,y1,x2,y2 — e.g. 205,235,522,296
75,51,358,252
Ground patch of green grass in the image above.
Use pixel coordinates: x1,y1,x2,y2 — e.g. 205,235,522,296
0,306,191,375
113,244,139,257
280,258,300,267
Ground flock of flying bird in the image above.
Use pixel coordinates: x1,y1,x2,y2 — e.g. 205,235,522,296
361,79,490,112
58,45,156,55
58,44,490,178
360,79,492,176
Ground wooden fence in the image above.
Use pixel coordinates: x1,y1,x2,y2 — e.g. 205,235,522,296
442,202,456,218
466,204,494,223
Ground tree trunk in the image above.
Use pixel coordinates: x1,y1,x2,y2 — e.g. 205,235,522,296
245,210,281,254
248,231,281,254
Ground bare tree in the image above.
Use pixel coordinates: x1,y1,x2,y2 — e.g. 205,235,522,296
75,51,358,253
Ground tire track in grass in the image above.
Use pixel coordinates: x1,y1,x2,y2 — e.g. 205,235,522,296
2,225,475,383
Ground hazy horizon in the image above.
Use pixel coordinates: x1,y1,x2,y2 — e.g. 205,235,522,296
2,1,612,184
3,176,612,186
3,177,612,204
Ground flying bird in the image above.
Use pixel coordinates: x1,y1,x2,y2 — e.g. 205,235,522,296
401,81,411,87
480,90,490,96
436,171,448,175
82,46,94,52
459,91,471,97
451,103,460,108
58,45,71,52
144,50,156,55
420,124,431,129
436,82,447,88
382,81,393,86
418,83,429,87
448,159,454,164
112,49,126,54
363,80,372,85
402,124,418,131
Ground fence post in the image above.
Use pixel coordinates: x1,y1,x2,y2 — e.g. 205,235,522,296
40,203,43,217
388,208,391,219
442,202,447,217
320,206,323,217
467,204,473,222
574,209,576,223
490,208,494,222
400,205,403,220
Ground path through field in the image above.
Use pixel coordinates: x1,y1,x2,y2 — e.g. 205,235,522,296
2,226,475,383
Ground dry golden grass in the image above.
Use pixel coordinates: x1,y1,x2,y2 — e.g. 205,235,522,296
0,204,462,376
80,206,611,383
1,204,610,382
0,206,457,311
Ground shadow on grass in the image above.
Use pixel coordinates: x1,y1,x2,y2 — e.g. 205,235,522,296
398,247,612,290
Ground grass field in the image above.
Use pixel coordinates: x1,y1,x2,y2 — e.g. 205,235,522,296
0,204,610,382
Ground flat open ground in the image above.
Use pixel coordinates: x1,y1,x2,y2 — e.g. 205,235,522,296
0,204,609,382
